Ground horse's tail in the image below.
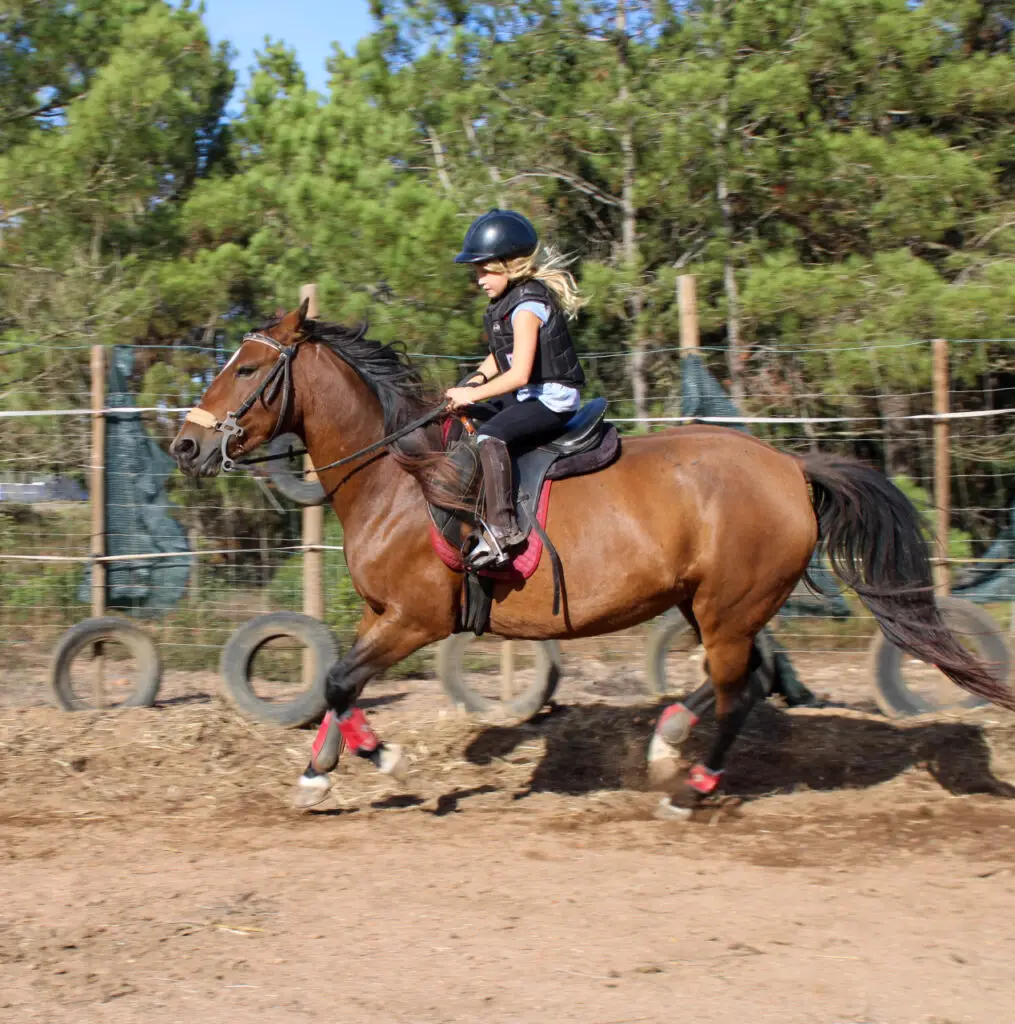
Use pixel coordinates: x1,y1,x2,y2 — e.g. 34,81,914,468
390,425,477,514
801,452,1015,711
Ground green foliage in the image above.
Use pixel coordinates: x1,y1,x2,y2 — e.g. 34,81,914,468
268,517,362,638
893,476,974,561
4,0,1015,640
266,516,431,678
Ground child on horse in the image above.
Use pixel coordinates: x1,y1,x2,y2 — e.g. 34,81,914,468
444,209,587,567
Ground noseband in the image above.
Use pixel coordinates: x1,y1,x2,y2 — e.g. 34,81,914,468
184,331,301,472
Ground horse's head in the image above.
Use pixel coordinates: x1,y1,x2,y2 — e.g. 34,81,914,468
170,299,309,477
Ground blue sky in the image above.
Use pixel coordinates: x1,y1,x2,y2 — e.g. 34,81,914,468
200,0,377,97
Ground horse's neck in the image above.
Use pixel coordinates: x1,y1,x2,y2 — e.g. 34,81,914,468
296,351,423,538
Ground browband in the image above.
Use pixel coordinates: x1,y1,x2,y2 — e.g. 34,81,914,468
184,332,285,429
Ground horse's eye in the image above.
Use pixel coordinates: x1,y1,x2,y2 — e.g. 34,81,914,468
235,364,257,378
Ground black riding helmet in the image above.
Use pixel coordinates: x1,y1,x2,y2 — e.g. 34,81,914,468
453,208,538,264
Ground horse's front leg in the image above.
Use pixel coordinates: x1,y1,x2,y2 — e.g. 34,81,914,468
293,610,438,809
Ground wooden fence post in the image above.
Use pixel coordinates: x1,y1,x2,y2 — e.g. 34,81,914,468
500,639,515,703
933,338,951,595
678,275,699,354
90,345,107,706
300,284,325,685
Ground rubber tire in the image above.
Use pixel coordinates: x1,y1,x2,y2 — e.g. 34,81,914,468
645,611,699,696
219,612,338,727
257,433,327,506
645,610,779,697
870,596,1013,719
437,634,562,724
50,617,162,711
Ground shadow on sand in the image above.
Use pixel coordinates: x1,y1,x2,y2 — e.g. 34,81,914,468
464,700,1015,801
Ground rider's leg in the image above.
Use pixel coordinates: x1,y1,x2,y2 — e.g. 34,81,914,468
476,436,527,549
474,398,573,556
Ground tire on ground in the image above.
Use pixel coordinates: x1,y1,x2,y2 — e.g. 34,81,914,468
256,433,327,506
50,617,162,711
220,612,338,727
870,596,1013,719
644,611,697,696
437,634,562,724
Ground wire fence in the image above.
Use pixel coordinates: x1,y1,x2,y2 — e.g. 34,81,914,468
1,332,1014,694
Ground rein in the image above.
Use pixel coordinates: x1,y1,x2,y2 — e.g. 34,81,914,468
184,331,448,478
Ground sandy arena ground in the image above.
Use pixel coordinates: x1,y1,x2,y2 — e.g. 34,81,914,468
1,652,1013,1024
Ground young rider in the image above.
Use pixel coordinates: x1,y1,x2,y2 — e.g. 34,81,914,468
444,208,587,566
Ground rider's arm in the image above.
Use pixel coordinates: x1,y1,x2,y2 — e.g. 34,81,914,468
462,352,499,386
461,311,539,402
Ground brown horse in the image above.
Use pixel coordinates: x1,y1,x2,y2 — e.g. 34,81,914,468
170,302,1013,814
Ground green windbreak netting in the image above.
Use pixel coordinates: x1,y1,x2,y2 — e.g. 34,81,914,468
79,347,191,616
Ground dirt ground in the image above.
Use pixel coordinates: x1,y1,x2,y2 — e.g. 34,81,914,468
1,652,1014,1024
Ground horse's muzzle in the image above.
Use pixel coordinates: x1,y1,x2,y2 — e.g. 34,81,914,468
170,429,223,477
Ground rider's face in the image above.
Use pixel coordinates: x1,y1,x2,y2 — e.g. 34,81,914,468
475,264,509,300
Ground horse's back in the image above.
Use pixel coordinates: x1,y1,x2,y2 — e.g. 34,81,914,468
552,422,816,569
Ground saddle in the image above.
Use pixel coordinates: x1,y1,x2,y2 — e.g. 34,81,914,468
427,397,620,630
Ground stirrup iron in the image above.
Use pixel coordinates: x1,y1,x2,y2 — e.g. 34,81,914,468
465,517,510,569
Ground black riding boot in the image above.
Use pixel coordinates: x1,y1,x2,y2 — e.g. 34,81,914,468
476,437,527,559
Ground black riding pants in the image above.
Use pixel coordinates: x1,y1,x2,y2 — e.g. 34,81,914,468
468,393,574,449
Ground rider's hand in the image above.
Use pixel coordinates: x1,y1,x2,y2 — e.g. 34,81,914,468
444,387,474,411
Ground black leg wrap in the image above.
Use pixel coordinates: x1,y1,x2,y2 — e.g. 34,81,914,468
704,697,754,774
324,660,357,715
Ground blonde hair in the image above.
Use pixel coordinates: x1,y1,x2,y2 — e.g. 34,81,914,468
484,246,587,319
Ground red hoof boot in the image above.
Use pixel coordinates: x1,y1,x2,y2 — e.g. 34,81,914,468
657,702,700,746
310,711,343,773
337,706,380,755
686,763,723,796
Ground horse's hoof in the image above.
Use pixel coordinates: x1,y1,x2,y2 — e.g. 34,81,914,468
291,772,332,810
647,734,680,787
377,743,409,783
654,797,692,822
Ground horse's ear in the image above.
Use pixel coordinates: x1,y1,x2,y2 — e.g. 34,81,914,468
276,298,310,340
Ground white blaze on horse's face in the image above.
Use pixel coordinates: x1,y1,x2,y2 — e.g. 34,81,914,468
169,333,288,477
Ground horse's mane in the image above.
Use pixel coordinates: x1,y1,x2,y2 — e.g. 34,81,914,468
302,319,427,433
288,317,468,510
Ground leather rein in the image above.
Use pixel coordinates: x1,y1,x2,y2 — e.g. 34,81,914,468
184,331,449,478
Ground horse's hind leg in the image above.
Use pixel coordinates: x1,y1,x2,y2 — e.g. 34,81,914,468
649,601,761,766
654,635,762,817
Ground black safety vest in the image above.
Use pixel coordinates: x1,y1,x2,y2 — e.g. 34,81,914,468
482,280,585,389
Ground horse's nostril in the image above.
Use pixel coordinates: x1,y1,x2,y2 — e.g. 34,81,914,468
172,437,198,461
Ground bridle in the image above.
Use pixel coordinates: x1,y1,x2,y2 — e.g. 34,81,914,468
184,330,449,478
184,331,301,472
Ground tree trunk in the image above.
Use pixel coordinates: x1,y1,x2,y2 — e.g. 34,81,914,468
716,90,744,403
463,116,505,207
878,393,911,476
616,1,646,420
